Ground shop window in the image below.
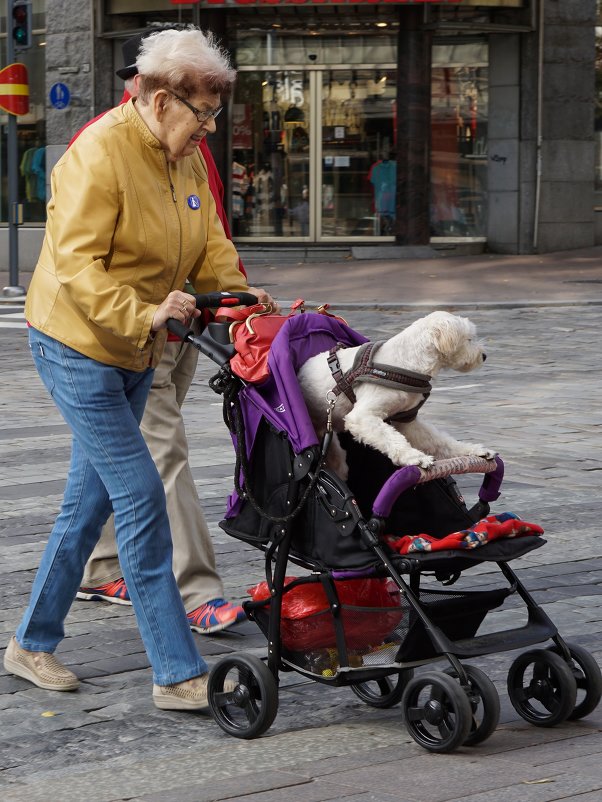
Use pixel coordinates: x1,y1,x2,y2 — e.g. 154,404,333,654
231,71,310,238
431,42,488,239
0,0,46,224
321,69,396,238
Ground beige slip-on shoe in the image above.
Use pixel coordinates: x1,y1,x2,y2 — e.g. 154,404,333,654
3,636,79,691
153,673,237,711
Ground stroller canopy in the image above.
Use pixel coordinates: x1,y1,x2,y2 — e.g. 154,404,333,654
225,312,367,516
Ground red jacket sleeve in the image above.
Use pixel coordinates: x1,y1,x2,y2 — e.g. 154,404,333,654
200,138,246,277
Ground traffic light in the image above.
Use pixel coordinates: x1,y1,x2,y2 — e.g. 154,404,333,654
12,1,33,51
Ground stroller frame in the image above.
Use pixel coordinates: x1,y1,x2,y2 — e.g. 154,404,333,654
170,300,602,752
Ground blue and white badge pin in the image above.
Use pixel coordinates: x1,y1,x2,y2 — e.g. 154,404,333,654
187,194,201,210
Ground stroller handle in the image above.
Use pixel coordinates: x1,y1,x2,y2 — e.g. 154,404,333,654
371,455,504,520
165,291,259,348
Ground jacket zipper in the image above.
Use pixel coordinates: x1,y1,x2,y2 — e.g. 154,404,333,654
165,156,183,293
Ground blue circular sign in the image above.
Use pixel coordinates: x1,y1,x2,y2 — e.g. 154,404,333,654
49,83,70,110
187,195,201,210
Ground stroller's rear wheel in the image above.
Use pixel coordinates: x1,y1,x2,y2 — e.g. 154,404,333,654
208,654,278,739
350,669,414,709
547,643,602,720
401,671,472,753
507,649,577,727
443,664,500,746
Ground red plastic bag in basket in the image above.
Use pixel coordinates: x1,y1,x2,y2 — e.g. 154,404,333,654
247,577,403,651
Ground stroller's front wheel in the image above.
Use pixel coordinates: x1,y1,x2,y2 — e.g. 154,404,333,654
443,664,500,746
401,671,472,753
350,669,414,709
547,642,602,721
208,654,278,739
507,649,577,727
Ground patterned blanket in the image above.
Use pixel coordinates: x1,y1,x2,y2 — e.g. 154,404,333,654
384,512,544,555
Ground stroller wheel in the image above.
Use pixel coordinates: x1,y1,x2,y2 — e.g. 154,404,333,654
208,654,278,739
507,649,577,727
401,671,472,753
547,642,602,720
350,670,414,709
443,664,500,746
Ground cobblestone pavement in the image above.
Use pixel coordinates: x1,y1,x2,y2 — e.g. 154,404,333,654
1,302,602,802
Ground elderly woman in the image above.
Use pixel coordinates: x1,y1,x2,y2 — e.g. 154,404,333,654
4,29,273,711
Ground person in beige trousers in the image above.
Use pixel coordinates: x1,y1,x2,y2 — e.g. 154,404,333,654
74,30,264,634
78,329,230,627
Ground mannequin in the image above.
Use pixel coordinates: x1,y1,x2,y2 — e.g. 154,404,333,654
368,147,396,234
256,163,273,222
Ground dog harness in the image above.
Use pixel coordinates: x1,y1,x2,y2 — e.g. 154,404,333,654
327,341,432,423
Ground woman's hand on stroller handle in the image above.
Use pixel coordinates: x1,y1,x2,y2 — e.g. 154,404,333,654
163,291,260,341
153,290,201,333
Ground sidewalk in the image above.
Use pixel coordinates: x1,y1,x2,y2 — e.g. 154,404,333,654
1,250,602,801
3,245,602,308
246,245,602,309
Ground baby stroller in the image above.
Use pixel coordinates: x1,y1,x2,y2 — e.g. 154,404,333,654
169,295,602,753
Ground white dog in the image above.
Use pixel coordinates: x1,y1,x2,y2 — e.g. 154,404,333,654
297,311,495,478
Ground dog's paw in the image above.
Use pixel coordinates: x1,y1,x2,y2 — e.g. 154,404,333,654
480,448,497,460
391,449,435,469
464,444,497,460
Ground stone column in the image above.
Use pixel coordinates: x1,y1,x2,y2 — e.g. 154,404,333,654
534,0,596,252
395,7,433,245
487,34,521,253
44,0,111,192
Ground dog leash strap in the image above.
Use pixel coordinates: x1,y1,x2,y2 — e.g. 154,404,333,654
327,344,358,404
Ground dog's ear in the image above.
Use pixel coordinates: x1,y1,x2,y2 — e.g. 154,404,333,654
430,313,471,356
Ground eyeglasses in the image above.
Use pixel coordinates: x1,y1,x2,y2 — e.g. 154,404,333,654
169,91,223,124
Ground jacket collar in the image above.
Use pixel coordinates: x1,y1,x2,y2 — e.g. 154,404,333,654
122,98,163,151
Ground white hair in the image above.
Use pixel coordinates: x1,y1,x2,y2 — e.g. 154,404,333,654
136,28,236,96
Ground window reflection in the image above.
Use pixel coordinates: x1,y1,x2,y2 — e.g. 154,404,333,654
321,70,396,238
431,43,488,238
235,33,396,67
0,0,47,224
232,71,310,238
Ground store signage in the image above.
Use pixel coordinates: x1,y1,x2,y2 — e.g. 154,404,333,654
195,1,495,5
170,0,523,6
0,63,29,116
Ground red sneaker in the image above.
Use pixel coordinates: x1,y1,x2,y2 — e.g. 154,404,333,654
187,598,246,634
76,578,131,606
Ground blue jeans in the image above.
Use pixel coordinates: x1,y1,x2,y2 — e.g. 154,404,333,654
17,328,207,686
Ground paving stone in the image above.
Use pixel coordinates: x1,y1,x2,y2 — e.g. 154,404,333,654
137,770,314,802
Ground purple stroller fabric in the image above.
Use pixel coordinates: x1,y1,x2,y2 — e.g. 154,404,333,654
225,313,367,517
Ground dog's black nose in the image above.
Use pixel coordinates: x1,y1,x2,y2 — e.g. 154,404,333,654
482,353,487,362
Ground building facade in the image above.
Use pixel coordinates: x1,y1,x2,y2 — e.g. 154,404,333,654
0,0,600,264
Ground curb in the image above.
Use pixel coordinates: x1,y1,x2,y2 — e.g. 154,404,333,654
4,297,602,311
283,298,602,312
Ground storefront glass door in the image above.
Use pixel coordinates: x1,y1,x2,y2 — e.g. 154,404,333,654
231,70,311,239
231,67,396,242
319,69,397,238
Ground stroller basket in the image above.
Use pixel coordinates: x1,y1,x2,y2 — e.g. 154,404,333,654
249,579,511,678
252,602,404,677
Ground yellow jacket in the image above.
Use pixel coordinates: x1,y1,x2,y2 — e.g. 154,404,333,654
25,99,248,371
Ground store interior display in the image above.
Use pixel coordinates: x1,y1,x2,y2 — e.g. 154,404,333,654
230,50,487,241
